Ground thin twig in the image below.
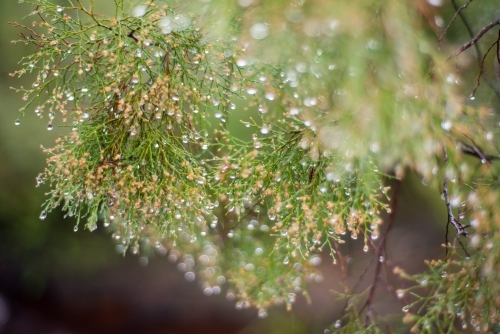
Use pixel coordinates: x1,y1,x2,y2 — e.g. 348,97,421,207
439,0,474,44
333,241,349,294
361,180,401,326
449,18,500,59
459,140,500,163
442,148,469,256
446,1,500,98
471,31,500,98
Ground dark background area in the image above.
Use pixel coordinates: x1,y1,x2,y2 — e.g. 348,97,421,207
0,1,481,333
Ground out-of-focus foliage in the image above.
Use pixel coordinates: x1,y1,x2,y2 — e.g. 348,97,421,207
11,0,500,331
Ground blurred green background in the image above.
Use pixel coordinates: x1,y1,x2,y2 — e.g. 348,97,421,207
1,1,491,333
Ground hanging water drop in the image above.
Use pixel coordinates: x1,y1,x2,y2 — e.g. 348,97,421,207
246,87,257,95
39,210,47,220
15,119,20,125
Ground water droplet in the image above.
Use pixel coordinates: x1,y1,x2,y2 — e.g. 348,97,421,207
15,119,21,125
363,245,369,252
309,255,321,266
283,256,290,265
402,306,409,313
334,320,342,329
39,211,47,220
396,290,405,299
236,58,248,67
441,120,452,131
74,226,78,232
246,87,257,95
47,123,53,131
56,5,63,12
184,271,195,282
250,22,269,40
258,310,267,318
260,125,270,134
265,92,275,100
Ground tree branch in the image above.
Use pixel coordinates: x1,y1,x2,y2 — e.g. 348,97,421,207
442,148,469,242
449,18,500,59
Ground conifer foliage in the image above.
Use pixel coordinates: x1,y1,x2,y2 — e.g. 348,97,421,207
11,0,500,332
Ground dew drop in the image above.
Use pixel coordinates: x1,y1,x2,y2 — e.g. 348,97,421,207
249,23,269,40
74,226,78,232
246,87,257,95
15,119,20,125
39,211,47,220
47,123,53,131
264,92,275,100
441,120,452,131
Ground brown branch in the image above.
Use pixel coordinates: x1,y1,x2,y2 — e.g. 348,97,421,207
442,148,470,255
361,180,401,326
459,140,500,163
333,241,349,294
449,18,500,59
439,0,474,44
8,22,42,38
445,1,500,98
470,37,499,98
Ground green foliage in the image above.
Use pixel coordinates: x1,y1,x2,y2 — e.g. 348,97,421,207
11,0,500,332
